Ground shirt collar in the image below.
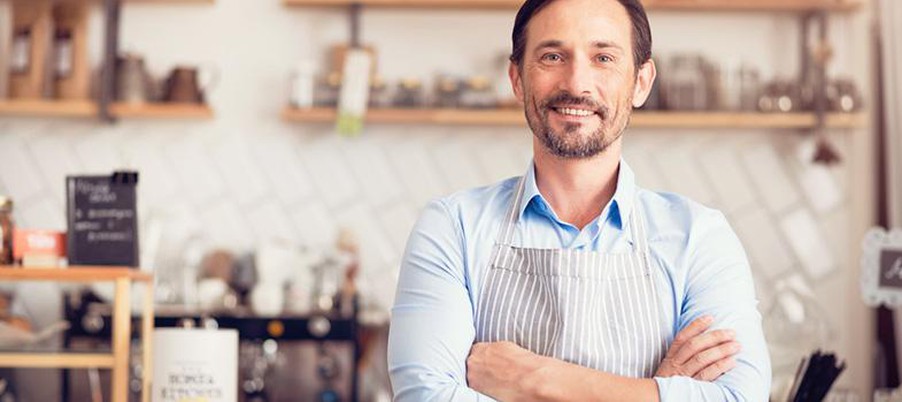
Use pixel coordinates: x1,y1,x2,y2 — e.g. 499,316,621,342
518,158,636,229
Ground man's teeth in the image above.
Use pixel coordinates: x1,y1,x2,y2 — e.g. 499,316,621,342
557,107,594,117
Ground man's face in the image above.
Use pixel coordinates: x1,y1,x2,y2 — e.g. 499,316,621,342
510,0,655,159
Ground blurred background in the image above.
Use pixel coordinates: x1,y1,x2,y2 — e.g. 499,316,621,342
0,0,899,401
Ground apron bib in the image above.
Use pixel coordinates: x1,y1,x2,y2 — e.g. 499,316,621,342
475,177,668,378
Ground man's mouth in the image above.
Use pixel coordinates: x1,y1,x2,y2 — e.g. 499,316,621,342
550,106,599,118
554,107,595,117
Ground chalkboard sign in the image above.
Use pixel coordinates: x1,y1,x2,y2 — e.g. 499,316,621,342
879,249,902,289
861,228,902,307
66,172,139,267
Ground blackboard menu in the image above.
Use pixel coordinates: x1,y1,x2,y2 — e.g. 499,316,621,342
66,172,139,267
880,248,902,290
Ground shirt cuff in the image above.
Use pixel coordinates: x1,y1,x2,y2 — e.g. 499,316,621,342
654,376,693,401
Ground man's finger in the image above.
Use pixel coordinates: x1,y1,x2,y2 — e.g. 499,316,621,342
693,357,737,381
672,329,736,365
680,340,740,376
671,316,714,350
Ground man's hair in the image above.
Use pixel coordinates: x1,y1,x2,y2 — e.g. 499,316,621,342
509,0,652,70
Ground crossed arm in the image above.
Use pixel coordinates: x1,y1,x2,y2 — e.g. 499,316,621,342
465,316,739,401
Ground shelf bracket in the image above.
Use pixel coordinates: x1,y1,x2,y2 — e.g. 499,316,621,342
349,2,362,48
800,9,842,165
99,0,121,123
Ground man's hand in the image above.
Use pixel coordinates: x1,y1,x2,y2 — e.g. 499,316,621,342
655,315,741,381
467,341,547,401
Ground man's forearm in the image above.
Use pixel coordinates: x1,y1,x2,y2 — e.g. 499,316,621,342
523,355,660,402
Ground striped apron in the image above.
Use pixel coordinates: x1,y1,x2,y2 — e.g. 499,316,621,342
475,177,669,378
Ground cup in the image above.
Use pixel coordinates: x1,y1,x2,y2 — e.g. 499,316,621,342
164,64,218,104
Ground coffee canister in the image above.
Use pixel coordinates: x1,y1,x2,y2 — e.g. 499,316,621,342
152,328,238,402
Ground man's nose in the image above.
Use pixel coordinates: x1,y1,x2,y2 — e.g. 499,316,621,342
561,59,595,96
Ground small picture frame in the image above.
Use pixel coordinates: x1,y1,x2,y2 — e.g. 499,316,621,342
861,227,902,307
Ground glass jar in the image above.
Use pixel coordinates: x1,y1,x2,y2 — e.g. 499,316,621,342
369,74,390,109
433,75,462,108
393,78,424,108
0,196,13,266
664,54,707,111
314,72,342,108
736,64,760,111
460,76,497,109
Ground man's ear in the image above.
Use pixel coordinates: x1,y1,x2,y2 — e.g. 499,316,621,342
509,61,525,103
631,59,657,108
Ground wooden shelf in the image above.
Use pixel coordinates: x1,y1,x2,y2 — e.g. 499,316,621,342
110,102,214,119
0,352,115,369
126,0,214,3
0,100,97,118
631,111,868,129
0,266,152,282
642,0,861,12
282,107,868,129
0,100,214,120
283,0,862,11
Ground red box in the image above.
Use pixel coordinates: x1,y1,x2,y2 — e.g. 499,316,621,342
12,229,67,260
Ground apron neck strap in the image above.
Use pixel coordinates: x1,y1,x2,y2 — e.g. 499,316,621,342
498,176,649,253
499,176,527,245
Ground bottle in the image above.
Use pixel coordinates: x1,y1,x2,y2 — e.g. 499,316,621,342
290,60,315,109
0,196,14,266
53,29,74,79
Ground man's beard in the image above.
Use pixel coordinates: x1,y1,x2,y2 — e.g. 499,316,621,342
525,91,630,159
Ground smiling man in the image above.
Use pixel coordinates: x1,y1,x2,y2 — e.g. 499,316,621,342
388,0,771,400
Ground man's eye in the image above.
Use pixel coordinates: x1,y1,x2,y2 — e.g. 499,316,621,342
597,55,614,63
542,53,563,62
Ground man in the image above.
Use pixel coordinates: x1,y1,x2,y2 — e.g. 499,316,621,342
388,0,771,400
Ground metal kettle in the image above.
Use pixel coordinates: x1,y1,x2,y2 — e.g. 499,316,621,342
115,53,155,104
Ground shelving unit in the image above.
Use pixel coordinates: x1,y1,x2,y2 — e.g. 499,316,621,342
283,0,862,12
282,0,866,132
0,266,154,402
0,0,215,121
282,107,868,129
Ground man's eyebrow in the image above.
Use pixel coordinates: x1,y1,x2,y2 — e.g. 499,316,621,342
533,40,625,52
533,39,564,52
591,41,624,51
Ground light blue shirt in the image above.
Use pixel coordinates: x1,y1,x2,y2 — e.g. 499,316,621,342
388,159,771,401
